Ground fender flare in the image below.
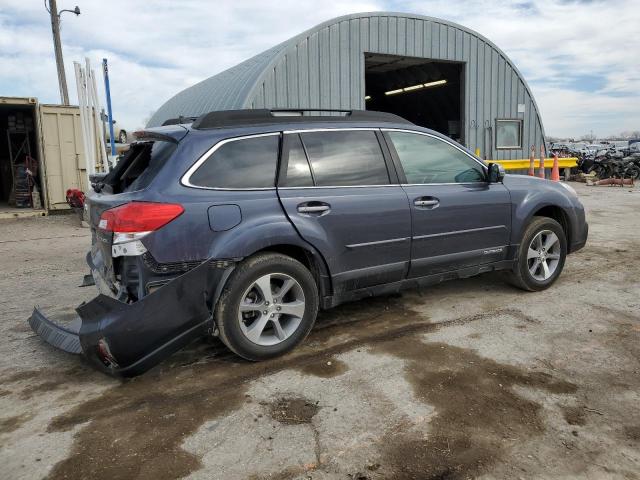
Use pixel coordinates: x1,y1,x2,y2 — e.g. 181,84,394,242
513,199,574,248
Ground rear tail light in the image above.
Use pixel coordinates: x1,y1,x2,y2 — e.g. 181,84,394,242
99,202,184,233
97,338,119,368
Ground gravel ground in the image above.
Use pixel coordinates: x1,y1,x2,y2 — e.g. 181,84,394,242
0,182,638,480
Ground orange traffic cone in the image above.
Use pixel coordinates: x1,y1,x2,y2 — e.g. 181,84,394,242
538,146,545,179
550,153,560,182
528,146,535,176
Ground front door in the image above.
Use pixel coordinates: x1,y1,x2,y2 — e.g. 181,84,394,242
277,129,411,292
383,129,511,278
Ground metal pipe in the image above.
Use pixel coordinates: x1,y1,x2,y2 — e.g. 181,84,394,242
102,59,117,162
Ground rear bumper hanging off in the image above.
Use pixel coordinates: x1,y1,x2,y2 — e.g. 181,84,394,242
28,260,234,377
28,309,83,354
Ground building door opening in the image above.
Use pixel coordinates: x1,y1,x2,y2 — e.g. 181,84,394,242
364,53,464,144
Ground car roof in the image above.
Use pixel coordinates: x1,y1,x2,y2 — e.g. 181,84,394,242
160,108,411,130
142,109,470,156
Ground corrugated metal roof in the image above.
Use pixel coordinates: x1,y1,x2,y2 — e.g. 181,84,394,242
147,12,545,161
147,43,284,127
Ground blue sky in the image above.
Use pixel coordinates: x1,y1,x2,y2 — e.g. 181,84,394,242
1,0,638,137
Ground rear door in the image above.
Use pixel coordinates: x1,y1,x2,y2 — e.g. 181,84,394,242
277,129,411,292
383,129,512,278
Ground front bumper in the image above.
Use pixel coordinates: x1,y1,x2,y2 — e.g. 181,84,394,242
570,221,588,253
28,260,234,377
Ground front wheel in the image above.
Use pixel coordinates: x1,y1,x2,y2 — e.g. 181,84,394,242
215,253,319,361
505,216,567,291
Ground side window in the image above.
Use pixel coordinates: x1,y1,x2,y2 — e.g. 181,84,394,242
188,135,279,188
300,130,389,186
387,131,485,184
282,134,313,187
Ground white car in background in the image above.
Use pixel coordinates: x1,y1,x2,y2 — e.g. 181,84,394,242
100,112,129,144
105,122,128,144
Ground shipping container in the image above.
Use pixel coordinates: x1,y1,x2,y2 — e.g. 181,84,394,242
0,96,92,215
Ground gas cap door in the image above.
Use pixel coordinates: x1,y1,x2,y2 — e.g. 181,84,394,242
207,204,241,232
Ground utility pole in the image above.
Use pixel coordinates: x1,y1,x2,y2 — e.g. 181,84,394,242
46,1,80,105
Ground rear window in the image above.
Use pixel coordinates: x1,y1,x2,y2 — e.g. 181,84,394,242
101,141,177,193
300,130,389,186
188,134,279,189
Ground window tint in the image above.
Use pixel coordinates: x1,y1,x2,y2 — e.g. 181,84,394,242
388,132,485,184
300,130,389,186
189,135,279,188
282,134,313,187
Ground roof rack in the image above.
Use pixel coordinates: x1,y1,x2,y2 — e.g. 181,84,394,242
161,116,198,126
190,109,412,130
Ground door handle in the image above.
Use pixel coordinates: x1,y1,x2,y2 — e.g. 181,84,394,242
414,197,439,208
298,205,329,213
297,201,331,214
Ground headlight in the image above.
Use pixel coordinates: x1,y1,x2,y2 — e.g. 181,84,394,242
559,182,578,197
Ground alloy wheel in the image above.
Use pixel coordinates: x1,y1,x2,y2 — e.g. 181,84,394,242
527,229,561,281
238,273,306,346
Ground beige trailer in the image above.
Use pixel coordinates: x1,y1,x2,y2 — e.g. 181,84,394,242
0,96,91,216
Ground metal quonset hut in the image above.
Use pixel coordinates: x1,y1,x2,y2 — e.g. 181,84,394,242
148,12,545,161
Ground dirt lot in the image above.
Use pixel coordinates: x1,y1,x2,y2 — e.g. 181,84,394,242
0,183,638,480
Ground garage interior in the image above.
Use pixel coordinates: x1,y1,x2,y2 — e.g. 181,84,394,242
0,103,44,214
364,53,464,143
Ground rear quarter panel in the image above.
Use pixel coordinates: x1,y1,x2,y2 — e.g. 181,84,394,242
138,128,319,264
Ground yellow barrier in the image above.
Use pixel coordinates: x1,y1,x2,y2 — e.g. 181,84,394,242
490,157,578,170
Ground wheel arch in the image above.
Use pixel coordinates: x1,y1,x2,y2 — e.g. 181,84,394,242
533,205,571,245
248,244,332,299
528,204,572,247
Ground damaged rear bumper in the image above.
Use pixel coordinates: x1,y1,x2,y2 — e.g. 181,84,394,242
28,260,234,377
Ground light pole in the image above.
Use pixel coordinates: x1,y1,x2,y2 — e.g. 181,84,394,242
45,1,80,105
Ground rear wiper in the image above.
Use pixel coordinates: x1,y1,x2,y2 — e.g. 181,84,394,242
89,173,108,193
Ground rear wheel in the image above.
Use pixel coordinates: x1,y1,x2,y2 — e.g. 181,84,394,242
505,216,567,291
215,253,319,361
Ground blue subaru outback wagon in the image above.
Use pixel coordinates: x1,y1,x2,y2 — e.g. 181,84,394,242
29,109,588,376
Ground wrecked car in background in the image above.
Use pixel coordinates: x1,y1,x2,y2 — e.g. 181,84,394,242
29,109,588,377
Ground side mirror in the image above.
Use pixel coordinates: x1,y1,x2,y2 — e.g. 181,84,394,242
487,162,505,183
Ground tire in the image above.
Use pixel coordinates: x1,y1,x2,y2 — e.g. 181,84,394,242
215,253,319,361
505,216,567,292
118,130,128,144
624,165,640,180
590,164,606,179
